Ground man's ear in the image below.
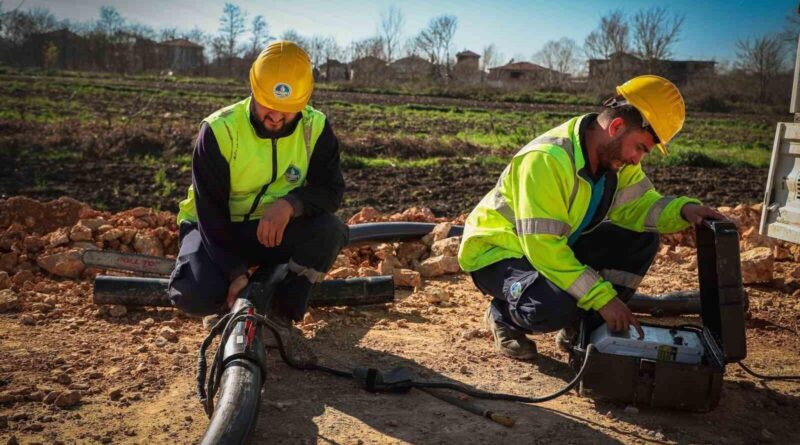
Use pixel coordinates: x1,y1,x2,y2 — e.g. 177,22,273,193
608,117,626,137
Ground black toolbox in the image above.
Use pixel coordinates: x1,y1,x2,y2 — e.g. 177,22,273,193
569,220,747,411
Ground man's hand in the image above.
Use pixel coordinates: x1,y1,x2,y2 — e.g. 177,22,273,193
226,274,249,308
681,203,727,225
598,297,644,339
257,199,294,247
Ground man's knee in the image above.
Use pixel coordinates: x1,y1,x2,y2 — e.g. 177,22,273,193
508,284,581,333
168,262,227,316
303,213,349,250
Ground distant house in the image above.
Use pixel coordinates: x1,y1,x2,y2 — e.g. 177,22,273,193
453,50,481,83
159,38,204,74
318,59,349,81
588,52,715,85
350,56,388,83
487,60,569,85
389,55,434,82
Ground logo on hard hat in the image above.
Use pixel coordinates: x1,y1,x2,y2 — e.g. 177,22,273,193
285,165,301,183
273,82,291,99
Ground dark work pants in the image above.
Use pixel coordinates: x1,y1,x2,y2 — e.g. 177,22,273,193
470,223,659,333
168,213,348,320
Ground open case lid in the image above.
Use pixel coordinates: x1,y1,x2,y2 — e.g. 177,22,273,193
696,220,747,363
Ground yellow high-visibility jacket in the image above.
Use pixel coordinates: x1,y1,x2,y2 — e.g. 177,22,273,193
458,114,699,311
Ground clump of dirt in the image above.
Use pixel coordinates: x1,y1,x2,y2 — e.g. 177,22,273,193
0,197,798,444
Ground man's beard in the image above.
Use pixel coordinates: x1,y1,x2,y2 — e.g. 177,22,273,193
597,135,626,172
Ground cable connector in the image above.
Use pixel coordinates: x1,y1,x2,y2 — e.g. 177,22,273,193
352,366,416,393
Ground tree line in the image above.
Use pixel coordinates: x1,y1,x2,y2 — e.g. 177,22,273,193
0,2,796,104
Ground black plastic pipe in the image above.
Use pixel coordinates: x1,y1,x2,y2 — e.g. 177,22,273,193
93,275,394,308
347,222,463,244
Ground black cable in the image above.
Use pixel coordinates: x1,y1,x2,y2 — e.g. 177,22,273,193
679,323,800,382
198,308,596,414
737,362,800,381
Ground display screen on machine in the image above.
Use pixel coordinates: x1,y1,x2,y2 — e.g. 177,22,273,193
589,323,706,364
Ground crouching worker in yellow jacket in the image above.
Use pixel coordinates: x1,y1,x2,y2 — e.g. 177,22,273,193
458,75,726,360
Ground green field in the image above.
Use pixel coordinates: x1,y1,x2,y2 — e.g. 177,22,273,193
0,69,780,170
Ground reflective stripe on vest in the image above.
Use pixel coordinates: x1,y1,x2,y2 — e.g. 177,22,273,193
567,267,602,300
610,177,654,211
600,268,643,290
516,218,571,237
644,196,674,231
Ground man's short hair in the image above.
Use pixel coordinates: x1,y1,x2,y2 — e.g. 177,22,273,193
598,95,660,143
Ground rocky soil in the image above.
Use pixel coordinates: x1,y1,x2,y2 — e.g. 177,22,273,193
0,197,798,444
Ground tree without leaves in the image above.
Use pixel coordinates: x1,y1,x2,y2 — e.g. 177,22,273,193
413,14,457,70
632,6,684,66
349,36,384,61
218,2,246,59
96,5,124,36
379,5,403,62
281,29,309,52
535,37,578,84
1,7,60,44
481,43,500,70
307,35,338,67
584,10,629,60
249,15,271,57
160,28,178,42
736,34,786,102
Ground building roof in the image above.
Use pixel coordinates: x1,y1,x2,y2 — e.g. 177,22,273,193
320,59,346,67
456,50,480,58
390,55,432,66
161,38,203,49
351,56,387,65
489,61,548,72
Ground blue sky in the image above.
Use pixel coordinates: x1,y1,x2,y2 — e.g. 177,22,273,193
17,0,798,64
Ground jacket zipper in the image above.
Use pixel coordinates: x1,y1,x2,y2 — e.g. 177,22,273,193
243,138,279,222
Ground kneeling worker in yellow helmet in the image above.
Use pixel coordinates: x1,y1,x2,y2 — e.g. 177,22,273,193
458,75,726,360
170,41,347,351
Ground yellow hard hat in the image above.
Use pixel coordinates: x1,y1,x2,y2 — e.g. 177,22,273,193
615,75,685,155
249,40,313,113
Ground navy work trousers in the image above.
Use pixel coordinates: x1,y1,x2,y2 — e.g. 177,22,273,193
470,223,659,333
168,213,348,320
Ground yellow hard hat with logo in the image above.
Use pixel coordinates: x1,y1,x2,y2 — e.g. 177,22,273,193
249,40,313,113
615,75,685,155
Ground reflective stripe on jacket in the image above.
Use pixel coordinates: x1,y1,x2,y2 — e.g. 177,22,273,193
177,97,326,223
458,114,700,311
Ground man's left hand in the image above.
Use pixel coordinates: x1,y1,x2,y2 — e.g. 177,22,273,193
257,199,294,247
681,203,727,225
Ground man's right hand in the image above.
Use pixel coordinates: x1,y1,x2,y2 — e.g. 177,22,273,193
226,274,249,308
598,297,644,339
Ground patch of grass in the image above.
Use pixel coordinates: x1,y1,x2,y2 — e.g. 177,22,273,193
341,154,443,169
153,166,176,197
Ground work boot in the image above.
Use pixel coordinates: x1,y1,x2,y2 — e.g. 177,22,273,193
262,309,318,367
484,306,537,360
555,325,578,353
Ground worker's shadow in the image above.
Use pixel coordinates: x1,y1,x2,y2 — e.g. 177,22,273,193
252,299,621,445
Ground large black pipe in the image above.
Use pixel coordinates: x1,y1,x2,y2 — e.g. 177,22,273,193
199,266,281,445
93,275,394,308
347,222,463,244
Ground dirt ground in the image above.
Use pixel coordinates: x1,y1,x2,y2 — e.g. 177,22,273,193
1,198,799,444
0,147,767,218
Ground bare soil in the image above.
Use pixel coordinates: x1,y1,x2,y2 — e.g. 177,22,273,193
0,147,767,218
1,199,799,445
